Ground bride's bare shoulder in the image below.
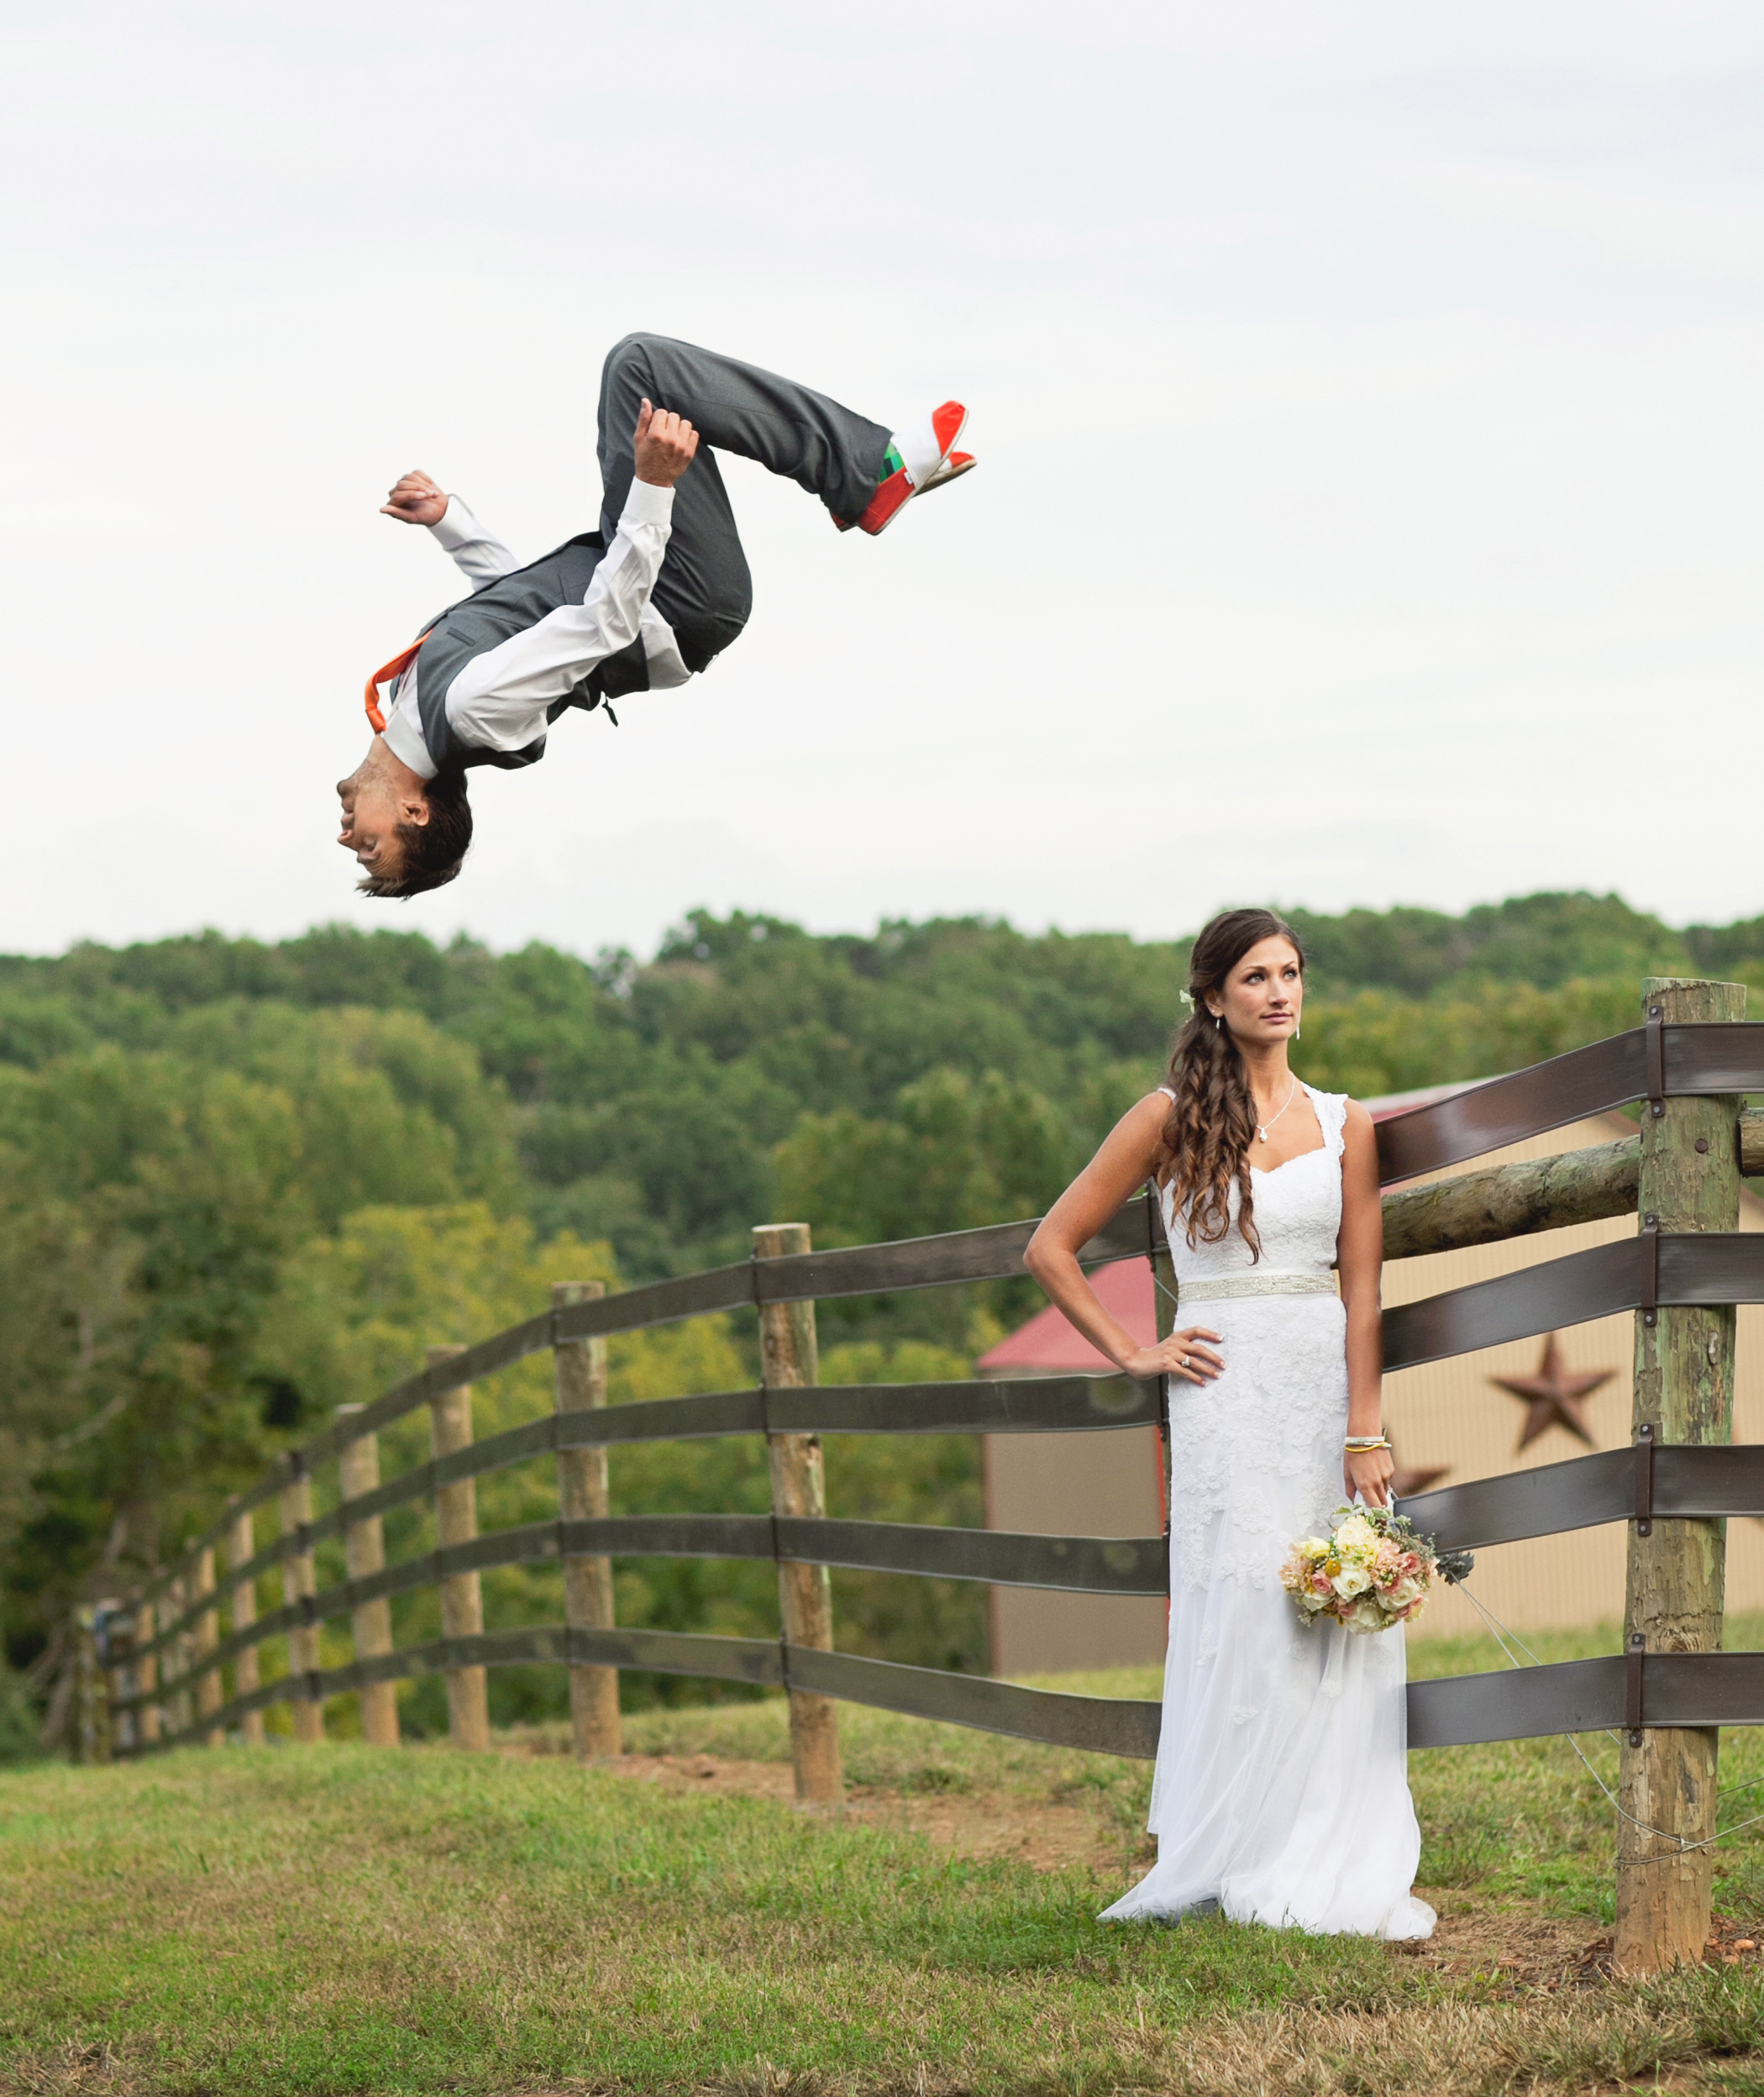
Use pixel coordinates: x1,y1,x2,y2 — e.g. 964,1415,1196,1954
1340,1096,1378,1158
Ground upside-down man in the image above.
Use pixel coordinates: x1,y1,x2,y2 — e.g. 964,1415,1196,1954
337,333,974,896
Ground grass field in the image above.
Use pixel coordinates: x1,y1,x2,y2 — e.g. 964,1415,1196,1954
4,1624,1764,2095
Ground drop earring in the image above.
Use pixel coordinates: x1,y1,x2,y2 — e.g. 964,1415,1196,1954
1296,1022,1302,1040
1215,1015,1222,1033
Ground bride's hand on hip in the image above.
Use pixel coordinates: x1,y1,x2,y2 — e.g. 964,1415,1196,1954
1120,1328,1224,1385
1345,1446,1394,1508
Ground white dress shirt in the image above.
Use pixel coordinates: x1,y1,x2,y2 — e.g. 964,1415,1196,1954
381,484,692,780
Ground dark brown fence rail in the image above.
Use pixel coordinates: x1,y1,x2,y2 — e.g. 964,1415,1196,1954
1371,1021,1764,1181
92,1015,1764,1780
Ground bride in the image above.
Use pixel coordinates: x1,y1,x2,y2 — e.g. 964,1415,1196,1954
1025,907,1435,1939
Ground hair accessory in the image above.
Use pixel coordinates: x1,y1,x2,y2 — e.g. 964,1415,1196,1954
1179,990,1195,1007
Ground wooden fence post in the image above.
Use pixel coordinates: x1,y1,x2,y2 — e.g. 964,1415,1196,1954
281,1459,325,1744
1146,1181,1177,1551
105,1608,134,1757
336,1405,400,1747
228,1503,264,1746
161,1577,192,1739
1615,975,1744,1973
753,1222,843,1805
73,1606,110,1765
428,1345,491,1751
192,1547,223,1746
553,1281,621,1760
134,1600,160,1746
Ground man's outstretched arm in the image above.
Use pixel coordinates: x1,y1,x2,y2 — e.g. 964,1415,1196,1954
382,469,518,591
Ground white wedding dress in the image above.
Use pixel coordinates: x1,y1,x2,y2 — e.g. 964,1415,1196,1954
1101,1084,1435,1939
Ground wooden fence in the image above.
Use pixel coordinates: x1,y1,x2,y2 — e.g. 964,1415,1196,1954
79,981,1764,1969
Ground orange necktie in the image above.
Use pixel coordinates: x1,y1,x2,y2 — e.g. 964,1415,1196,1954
364,633,432,733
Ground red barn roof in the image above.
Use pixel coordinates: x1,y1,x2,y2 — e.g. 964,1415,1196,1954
976,1257,1155,1374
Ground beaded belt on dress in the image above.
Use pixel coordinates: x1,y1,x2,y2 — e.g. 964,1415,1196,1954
1176,1273,1339,1306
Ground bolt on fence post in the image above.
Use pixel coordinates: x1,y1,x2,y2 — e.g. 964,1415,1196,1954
428,1345,491,1751
753,1222,843,1805
336,1405,400,1747
227,1502,264,1746
134,1599,160,1747
553,1281,621,1760
192,1547,223,1746
1615,975,1743,1974
281,1460,325,1744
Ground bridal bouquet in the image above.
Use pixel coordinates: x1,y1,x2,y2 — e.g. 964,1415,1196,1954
1280,1506,1471,1635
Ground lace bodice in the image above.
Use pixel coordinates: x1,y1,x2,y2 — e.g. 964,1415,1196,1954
1158,1084,1347,1277
1154,1083,1353,1596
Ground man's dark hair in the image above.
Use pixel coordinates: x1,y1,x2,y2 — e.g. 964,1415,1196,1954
358,765,472,899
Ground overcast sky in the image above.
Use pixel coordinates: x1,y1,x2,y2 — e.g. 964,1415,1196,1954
4,2,1759,959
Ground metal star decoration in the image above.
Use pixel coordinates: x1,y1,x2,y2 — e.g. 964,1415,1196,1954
1490,1332,1614,1452
1389,1450,1449,1499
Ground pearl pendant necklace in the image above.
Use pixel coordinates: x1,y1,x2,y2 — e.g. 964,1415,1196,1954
1257,1072,1298,1143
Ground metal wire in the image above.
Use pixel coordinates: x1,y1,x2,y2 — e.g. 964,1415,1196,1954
1450,1580,1764,1860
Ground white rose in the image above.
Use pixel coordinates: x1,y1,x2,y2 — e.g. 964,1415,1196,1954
1332,1565,1372,1598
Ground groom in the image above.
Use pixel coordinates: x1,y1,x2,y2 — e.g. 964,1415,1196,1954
338,332,974,897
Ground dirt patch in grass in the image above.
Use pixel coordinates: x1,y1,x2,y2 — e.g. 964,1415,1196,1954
587,1751,1142,1875
1394,1890,1613,1989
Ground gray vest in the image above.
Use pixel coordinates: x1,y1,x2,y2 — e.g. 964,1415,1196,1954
412,533,652,772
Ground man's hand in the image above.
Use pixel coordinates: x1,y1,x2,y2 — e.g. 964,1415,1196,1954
633,399,699,489
381,470,449,528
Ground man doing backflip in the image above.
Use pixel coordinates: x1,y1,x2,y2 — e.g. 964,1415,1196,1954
338,334,974,896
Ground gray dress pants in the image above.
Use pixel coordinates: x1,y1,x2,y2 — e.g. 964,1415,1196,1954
596,334,892,674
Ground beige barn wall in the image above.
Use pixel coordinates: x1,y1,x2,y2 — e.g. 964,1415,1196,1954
984,1427,1168,1674
1385,1111,1764,1638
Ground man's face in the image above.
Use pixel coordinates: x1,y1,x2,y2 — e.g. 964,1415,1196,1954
337,754,410,880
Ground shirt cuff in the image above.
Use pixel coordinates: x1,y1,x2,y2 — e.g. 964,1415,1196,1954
621,479,675,531
429,497,483,554
381,692,438,780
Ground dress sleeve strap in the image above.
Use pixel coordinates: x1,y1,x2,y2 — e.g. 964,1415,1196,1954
1309,1085,1349,1159
1156,1085,1176,1101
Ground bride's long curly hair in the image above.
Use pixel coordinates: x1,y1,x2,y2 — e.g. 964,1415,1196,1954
1152,907,1307,1261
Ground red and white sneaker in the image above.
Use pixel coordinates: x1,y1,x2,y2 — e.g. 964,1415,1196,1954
837,402,969,535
